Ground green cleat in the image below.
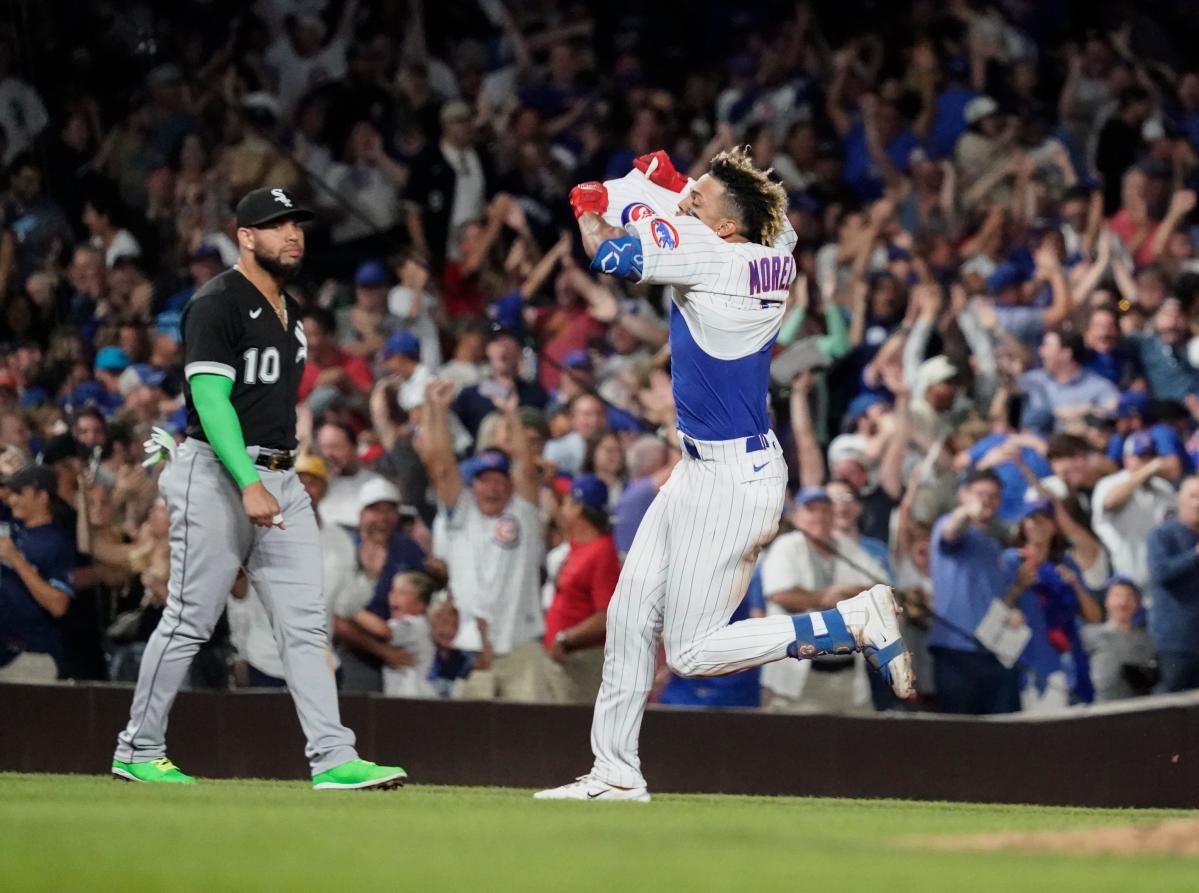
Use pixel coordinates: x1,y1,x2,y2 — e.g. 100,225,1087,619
111,757,197,784
312,758,407,791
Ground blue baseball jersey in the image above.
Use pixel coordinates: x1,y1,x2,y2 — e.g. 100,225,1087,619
627,214,795,442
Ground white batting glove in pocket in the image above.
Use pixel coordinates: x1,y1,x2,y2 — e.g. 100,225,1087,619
141,426,178,468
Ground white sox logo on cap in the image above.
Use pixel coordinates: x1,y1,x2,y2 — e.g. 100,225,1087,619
272,188,293,207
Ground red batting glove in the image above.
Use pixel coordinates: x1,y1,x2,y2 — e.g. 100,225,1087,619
633,150,689,192
569,181,608,219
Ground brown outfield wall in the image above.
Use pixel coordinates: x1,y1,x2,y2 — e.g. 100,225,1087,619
1,683,1197,808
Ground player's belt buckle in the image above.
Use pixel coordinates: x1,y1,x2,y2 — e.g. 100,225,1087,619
259,450,293,471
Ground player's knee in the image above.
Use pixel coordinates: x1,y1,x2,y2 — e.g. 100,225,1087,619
664,645,701,678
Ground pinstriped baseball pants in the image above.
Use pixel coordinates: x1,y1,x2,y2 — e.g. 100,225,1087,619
591,432,795,789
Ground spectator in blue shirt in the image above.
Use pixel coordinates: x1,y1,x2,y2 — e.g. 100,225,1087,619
1145,475,1199,692
1105,390,1189,482
658,567,765,709
968,428,1052,523
1001,501,1102,706
0,465,77,682
611,436,671,559
1082,305,1142,387
452,328,548,442
1126,299,1199,402
1021,327,1120,431
929,469,1021,714
827,54,925,202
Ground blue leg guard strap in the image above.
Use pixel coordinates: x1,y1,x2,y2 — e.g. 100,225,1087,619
863,638,905,685
787,609,856,659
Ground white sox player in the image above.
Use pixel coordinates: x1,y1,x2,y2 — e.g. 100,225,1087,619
535,149,914,802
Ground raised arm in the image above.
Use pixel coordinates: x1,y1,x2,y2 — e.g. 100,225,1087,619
878,365,911,501
789,371,826,489
1036,243,1073,328
571,266,668,349
419,379,463,509
575,210,625,259
519,232,571,298
1148,189,1196,261
1100,458,1163,512
0,537,69,618
494,391,539,505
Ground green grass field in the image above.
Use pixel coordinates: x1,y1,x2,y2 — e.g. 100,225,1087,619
1,773,1195,892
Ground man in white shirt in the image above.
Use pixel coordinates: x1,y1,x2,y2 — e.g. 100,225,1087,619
760,488,886,714
315,421,383,530
378,331,431,415
83,194,141,268
421,378,546,701
387,252,443,369
264,2,356,115
439,101,486,259
1092,432,1176,588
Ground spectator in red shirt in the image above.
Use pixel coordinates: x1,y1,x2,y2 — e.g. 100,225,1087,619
299,307,374,409
543,474,620,704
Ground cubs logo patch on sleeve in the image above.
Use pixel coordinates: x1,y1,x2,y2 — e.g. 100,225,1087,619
649,218,680,249
621,202,655,225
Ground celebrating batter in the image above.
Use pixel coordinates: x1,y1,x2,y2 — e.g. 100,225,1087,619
535,149,914,802
112,187,405,790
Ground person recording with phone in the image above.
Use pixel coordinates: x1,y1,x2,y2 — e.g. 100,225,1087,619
0,465,77,683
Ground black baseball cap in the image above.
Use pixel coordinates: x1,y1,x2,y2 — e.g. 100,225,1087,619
7,464,57,494
235,187,315,228
39,433,87,466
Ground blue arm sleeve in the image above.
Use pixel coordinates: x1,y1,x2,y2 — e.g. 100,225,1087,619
590,236,644,281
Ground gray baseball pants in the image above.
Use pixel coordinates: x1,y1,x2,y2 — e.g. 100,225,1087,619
114,439,357,774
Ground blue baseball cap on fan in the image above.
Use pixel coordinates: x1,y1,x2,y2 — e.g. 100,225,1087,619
1124,430,1157,458
795,486,831,506
563,349,593,370
354,260,389,287
570,474,609,511
467,449,511,481
1116,390,1150,419
1017,499,1054,521
95,346,131,372
381,330,421,360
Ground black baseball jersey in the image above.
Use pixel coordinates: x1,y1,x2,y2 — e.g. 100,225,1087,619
181,268,306,450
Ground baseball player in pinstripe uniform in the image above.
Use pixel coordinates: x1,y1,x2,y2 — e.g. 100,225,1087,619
535,149,914,802
111,187,405,790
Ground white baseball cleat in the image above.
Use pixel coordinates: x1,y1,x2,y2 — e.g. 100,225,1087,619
533,775,651,802
836,584,915,699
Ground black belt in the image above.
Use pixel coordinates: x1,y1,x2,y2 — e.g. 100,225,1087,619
254,449,295,471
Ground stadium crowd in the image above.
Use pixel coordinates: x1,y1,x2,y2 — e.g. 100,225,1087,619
3,0,1199,714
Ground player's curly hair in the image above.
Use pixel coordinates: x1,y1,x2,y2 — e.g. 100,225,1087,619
707,146,788,247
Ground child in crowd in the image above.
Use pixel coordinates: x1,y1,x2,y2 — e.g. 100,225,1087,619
1081,577,1158,702
355,572,439,698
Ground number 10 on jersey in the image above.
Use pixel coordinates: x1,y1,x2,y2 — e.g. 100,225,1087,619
242,347,280,384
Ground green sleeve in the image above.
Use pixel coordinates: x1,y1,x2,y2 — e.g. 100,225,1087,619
776,306,807,347
190,373,260,490
817,303,851,360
